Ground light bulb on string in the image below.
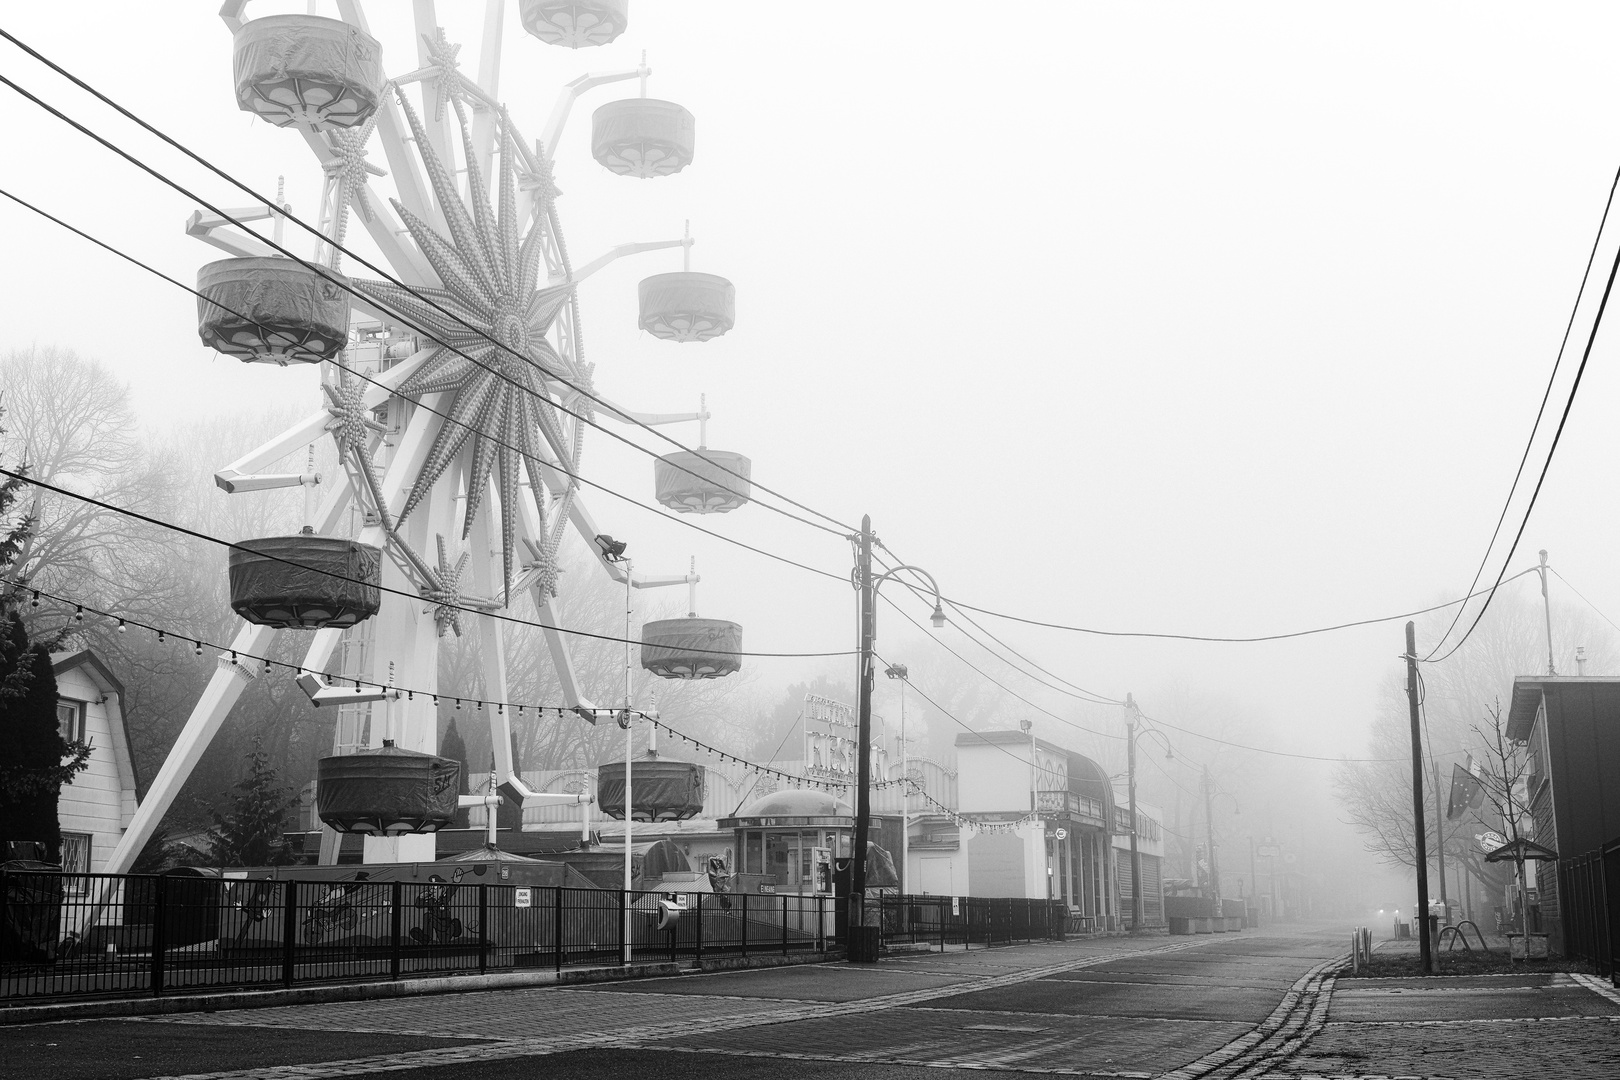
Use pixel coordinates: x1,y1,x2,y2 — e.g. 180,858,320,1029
193,641,203,656
29,591,39,608
116,619,126,633
73,606,83,622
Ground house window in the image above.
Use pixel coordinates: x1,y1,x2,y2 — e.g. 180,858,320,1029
60,833,91,875
57,699,84,743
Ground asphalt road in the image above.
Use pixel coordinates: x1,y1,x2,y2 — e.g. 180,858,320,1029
3,925,1348,1080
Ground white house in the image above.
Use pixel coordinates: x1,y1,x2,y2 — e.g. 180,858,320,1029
51,649,139,873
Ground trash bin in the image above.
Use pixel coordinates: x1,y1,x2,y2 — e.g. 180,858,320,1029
848,925,880,963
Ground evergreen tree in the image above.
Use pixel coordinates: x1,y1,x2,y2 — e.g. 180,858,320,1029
0,397,89,862
205,737,298,866
441,717,469,828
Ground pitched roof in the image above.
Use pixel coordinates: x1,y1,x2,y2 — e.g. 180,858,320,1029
51,648,140,796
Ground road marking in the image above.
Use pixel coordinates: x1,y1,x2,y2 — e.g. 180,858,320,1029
146,938,1224,1079
1572,971,1620,1008
1154,954,1346,1080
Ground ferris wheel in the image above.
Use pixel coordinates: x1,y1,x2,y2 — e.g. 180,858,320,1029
103,0,753,875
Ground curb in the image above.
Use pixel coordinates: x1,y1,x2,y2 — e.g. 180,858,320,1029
0,949,843,1026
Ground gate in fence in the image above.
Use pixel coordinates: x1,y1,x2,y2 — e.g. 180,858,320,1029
1559,837,1620,981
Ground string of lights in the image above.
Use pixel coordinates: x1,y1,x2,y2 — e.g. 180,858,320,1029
5,578,844,731
904,778,1041,835
0,185,849,589
644,714,906,793
0,471,855,660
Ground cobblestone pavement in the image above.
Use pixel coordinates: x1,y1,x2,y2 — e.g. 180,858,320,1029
4,927,1370,1079
1253,969,1620,1080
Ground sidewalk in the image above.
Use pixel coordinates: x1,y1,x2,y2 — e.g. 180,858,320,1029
1262,938,1620,1080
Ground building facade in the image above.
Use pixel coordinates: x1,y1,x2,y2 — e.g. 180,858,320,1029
1506,676,1620,953
51,650,140,874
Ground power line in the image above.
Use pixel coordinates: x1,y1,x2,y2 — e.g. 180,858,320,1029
0,185,849,589
1425,159,1620,659
874,548,1120,707
1548,566,1620,638
0,42,854,539
1422,212,1620,664
0,468,855,659
935,571,1540,645
877,586,1123,743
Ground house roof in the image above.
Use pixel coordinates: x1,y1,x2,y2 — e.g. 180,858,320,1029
1506,676,1620,741
51,648,140,795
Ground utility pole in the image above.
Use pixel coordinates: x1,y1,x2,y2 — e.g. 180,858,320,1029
1404,620,1433,973
1126,695,1143,931
621,558,634,965
1248,836,1259,926
1536,550,1556,675
851,515,875,951
1202,765,1219,900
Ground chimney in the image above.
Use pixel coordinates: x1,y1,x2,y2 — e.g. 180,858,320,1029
1576,646,1588,676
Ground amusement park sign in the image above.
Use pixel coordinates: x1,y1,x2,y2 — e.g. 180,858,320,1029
803,693,883,782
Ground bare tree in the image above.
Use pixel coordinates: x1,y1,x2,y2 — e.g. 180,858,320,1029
0,347,178,631
1334,589,1614,907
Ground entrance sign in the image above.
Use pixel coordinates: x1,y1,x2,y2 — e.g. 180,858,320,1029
514,887,532,909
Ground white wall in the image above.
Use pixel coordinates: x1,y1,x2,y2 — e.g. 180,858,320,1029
54,668,133,873
957,739,1033,814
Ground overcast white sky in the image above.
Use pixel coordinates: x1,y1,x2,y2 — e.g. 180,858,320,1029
4,2,1620,785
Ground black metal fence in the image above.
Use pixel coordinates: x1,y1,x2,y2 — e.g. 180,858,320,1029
1,871,827,1003
1559,837,1620,981
876,894,1065,949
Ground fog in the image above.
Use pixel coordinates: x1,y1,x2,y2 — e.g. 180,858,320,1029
7,2,1620,901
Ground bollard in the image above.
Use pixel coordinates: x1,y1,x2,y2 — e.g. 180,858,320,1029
1351,928,1360,972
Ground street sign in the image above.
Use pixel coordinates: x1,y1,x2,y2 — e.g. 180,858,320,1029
1257,845,1281,859
514,887,532,909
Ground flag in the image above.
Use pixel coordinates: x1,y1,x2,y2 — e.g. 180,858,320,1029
1446,761,1485,820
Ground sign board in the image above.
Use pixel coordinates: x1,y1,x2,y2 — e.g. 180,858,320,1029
952,896,960,916
803,692,884,783
1053,828,1068,841
1256,845,1281,859
758,882,777,895
1477,831,1508,854
514,887,532,909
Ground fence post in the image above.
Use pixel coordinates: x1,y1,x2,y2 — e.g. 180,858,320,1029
390,881,402,981
478,884,488,975
781,893,789,956
150,874,167,998
554,887,564,974
281,881,297,988
618,889,627,965
694,892,703,964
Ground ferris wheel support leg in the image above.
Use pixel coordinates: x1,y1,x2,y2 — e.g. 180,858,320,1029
100,622,277,876
468,491,521,799
467,0,504,187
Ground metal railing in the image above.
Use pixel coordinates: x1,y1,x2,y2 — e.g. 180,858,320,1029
0,870,827,1003
1559,837,1620,980
876,894,1065,949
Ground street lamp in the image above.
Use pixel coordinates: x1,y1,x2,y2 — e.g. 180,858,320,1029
1202,772,1239,901
1123,701,1173,930
850,517,945,961
885,662,910,895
